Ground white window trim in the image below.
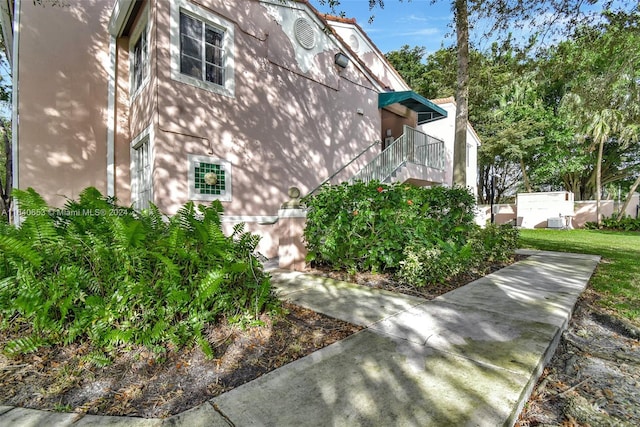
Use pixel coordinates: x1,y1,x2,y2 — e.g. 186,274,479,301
170,0,235,98
466,143,471,168
188,154,232,202
129,3,150,101
130,125,155,210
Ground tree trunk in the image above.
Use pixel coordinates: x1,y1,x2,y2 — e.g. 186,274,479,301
520,158,532,192
453,0,469,187
617,174,640,220
595,138,604,226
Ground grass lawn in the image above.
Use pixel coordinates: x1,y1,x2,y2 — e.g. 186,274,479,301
519,229,640,324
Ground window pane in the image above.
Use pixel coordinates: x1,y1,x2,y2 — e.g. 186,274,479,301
205,27,223,46
181,35,201,59
134,64,142,90
206,64,223,85
181,55,202,79
180,13,201,39
141,30,148,81
134,140,151,210
132,28,146,92
205,44,222,65
178,11,230,88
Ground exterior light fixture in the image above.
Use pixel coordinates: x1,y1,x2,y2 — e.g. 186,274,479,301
334,52,349,69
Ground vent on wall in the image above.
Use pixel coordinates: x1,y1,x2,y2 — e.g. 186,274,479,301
294,18,316,49
349,34,359,52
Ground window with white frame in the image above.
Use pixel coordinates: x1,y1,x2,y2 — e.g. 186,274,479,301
180,12,224,85
170,0,235,97
129,6,149,98
188,155,232,202
131,26,148,94
132,134,152,210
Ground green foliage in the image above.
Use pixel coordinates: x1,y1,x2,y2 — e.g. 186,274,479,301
585,216,640,232
469,223,520,263
0,187,277,356
303,181,483,275
385,45,431,96
397,224,519,287
397,241,471,287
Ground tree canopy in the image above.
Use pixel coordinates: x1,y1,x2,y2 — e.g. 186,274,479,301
385,7,640,211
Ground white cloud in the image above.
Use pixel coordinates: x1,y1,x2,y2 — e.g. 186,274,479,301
397,27,440,37
406,14,428,22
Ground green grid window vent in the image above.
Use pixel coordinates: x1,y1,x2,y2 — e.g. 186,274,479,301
194,162,226,195
188,155,232,202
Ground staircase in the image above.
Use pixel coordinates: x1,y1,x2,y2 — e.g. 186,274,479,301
308,125,445,197
350,125,444,184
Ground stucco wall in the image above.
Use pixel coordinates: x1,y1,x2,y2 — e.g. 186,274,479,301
381,106,416,143
17,0,116,205
152,0,381,216
127,0,155,141
476,194,640,228
418,101,479,195
328,20,409,92
573,195,640,227
114,37,132,205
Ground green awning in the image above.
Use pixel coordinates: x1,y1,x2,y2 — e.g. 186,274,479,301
378,91,447,125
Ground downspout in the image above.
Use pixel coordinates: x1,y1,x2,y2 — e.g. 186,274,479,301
11,0,20,224
106,35,116,197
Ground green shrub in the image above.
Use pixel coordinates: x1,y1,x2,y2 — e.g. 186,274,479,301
303,181,476,272
585,215,640,231
397,240,473,287
0,187,277,357
469,223,520,263
397,223,519,287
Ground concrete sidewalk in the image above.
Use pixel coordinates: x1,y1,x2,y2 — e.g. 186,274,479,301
0,250,600,427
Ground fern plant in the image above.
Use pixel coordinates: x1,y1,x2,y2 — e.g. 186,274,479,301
0,187,278,358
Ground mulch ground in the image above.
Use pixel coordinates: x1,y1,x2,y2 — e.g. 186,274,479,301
0,303,361,419
516,289,640,426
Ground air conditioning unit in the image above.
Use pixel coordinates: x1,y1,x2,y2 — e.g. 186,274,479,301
547,217,564,229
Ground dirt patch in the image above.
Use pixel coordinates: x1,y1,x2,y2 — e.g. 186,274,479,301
516,289,640,426
0,303,361,418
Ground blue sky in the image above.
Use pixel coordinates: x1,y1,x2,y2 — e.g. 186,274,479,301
309,0,456,55
309,0,631,56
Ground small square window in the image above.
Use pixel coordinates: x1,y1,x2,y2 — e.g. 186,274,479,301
188,155,232,202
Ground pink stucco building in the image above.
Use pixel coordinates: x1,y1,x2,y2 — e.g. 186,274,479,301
3,0,477,262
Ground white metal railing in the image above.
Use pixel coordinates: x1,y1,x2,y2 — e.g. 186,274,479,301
350,125,444,183
307,139,381,197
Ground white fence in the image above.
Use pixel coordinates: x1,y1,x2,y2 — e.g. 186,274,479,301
476,193,639,228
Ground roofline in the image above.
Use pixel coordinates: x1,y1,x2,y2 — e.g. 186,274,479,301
431,96,456,105
323,13,411,91
428,95,482,144
285,0,388,91
108,0,136,36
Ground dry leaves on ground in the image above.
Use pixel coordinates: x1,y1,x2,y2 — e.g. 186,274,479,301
0,303,361,418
